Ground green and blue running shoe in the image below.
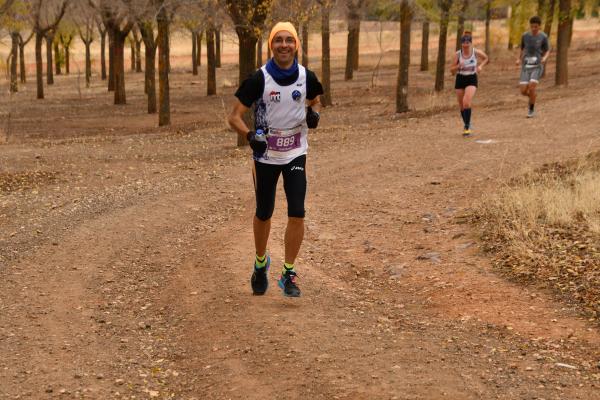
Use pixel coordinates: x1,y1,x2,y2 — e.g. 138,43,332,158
278,270,301,297
251,255,270,295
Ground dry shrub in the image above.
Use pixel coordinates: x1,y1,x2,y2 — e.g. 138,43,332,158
475,151,600,318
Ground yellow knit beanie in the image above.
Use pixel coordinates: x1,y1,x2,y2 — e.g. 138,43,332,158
268,22,301,56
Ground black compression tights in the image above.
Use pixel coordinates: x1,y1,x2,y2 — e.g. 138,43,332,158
253,155,307,221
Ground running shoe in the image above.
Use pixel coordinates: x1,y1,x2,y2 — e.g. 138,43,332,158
462,127,472,137
278,270,301,297
251,255,270,295
527,109,535,118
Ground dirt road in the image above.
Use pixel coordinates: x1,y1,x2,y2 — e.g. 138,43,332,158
2,47,600,399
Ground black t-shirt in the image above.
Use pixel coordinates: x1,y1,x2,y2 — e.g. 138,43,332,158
235,67,324,108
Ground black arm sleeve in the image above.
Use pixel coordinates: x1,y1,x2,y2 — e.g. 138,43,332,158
306,70,324,101
520,35,525,50
234,70,265,107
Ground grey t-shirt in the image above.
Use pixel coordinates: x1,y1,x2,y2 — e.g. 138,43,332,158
520,32,549,67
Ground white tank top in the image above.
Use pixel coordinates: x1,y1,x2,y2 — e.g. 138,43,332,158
253,65,309,165
457,48,477,76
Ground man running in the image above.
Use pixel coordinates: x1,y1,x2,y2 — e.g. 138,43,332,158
517,16,550,118
450,31,489,137
228,22,323,298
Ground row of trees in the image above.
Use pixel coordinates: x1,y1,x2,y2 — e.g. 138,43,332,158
0,0,582,136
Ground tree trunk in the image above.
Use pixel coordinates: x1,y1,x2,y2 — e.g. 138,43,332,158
112,32,127,104
207,27,217,95
65,45,70,74
54,40,61,75
420,20,429,71
157,6,170,126
10,32,18,93
19,38,26,83
100,30,107,80
135,39,142,72
256,35,263,68
344,8,360,80
108,31,115,91
321,3,332,106
85,42,92,87
396,0,412,113
485,0,491,56
35,32,44,99
196,31,202,67
215,28,221,68
130,38,136,71
544,0,556,38
192,30,198,75
301,22,309,67
141,24,157,113
567,16,574,48
353,21,360,70
267,44,271,59
456,0,468,51
235,29,258,146
46,33,54,85
555,0,571,85
507,3,520,49
236,31,257,87
435,0,452,92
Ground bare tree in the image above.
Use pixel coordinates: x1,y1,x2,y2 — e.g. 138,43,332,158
10,31,19,92
420,18,429,71
434,0,452,92
53,37,61,75
344,0,364,80
133,27,142,72
555,0,571,85
396,0,412,112
59,31,73,74
94,0,134,104
19,32,34,83
75,3,96,87
178,4,204,76
318,0,332,106
129,33,136,70
31,0,69,99
156,1,170,126
45,29,56,83
544,0,557,37
138,19,157,113
225,0,271,85
96,18,107,79
206,24,216,95
455,0,468,51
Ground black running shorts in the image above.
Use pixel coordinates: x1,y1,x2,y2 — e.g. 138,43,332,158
455,74,478,89
253,155,307,221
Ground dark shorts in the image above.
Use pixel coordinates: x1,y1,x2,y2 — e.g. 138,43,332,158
253,155,307,221
455,74,478,90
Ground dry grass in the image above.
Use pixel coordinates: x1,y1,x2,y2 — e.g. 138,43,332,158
475,151,600,318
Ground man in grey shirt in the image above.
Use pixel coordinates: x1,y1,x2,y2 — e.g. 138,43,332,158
516,16,550,118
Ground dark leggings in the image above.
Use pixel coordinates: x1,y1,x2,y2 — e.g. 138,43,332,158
253,155,307,221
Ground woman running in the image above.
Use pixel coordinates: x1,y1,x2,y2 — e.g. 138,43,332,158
450,31,489,137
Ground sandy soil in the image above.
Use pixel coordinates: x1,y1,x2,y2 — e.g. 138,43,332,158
1,25,600,400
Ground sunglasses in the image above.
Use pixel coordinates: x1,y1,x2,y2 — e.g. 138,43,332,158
461,36,472,43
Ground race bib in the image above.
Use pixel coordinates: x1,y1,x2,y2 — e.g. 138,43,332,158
267,130,301,153
525,56,538,66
